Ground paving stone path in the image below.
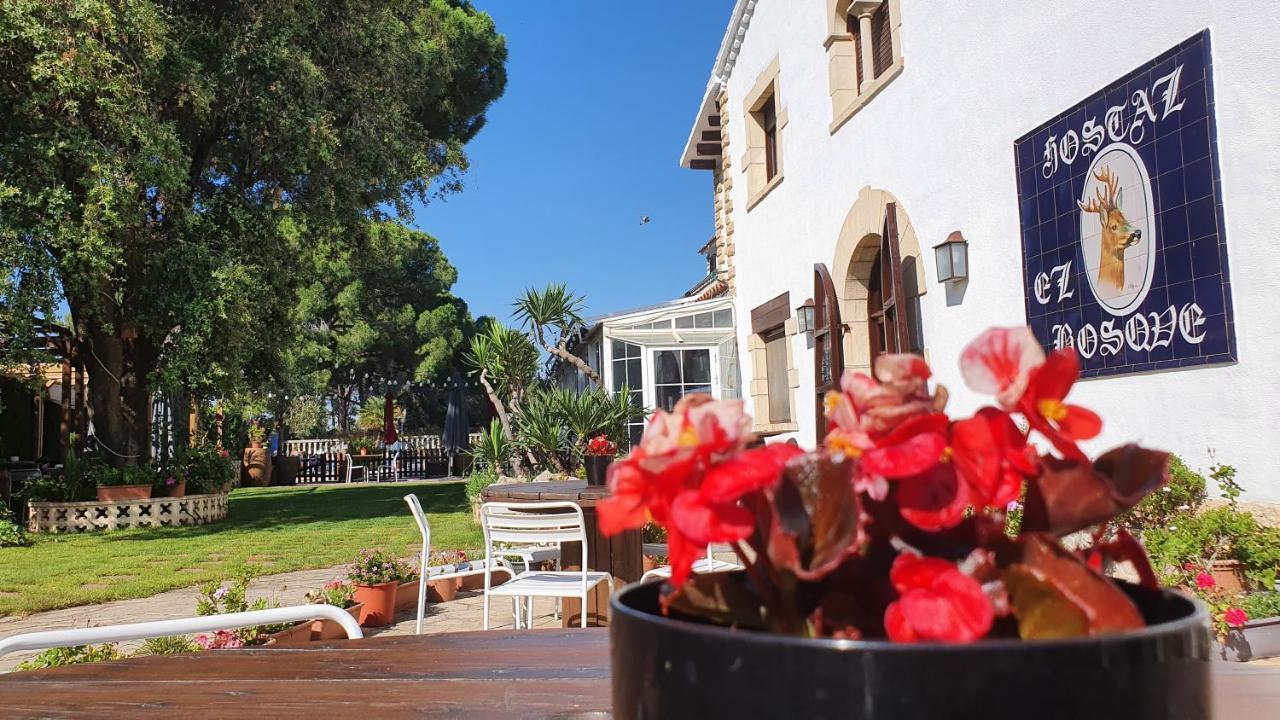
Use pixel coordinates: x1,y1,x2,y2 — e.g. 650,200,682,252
0,563,559,672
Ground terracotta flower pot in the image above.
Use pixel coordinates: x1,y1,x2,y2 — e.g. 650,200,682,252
1209,559,1248,593
395,580,420,611
311,605,364,641
610,578,1211,720
458,571,507,591
359,448,369,456
96,484,153,503
166,480,187,498
642,556,660,574
353,581,399,627
264,621,315,648
250,440,263,449
427,577,461,603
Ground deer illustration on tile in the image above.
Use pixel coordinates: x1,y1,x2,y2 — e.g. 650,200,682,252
1078,166,1142,293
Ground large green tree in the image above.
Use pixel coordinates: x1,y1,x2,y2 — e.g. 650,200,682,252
0,0,506,464
293,219,475,432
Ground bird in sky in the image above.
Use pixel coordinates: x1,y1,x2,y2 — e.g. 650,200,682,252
639,215,650,226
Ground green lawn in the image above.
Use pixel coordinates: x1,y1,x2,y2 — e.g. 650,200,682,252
0,482,482,617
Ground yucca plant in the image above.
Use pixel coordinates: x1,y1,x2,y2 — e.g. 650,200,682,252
555,385,648,463
512,283,602,387
468,417,512,475
512,388,571,473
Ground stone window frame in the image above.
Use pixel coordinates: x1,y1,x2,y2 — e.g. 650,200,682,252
825,0,904,135
748,294,800,436
742,56,789,212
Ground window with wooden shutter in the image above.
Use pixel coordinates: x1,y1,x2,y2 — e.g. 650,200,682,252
846,13,864,91
871,3,893,78
763,328,791,424
761,95,778,181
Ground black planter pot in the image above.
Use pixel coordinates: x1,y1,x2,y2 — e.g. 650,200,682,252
584,455,613,486
611,577,1211,720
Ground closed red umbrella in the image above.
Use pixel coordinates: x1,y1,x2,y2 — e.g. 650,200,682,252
382,392,398,447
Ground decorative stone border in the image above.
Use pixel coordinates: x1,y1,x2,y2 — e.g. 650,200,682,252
27,493,229,534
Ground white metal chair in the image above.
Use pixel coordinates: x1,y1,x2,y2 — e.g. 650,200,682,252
479,501,612,630
404,494,515,634
641,544,743,582
0,605,363,659
345,455,368,483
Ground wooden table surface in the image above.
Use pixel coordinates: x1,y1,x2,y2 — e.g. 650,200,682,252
0,628,1276,719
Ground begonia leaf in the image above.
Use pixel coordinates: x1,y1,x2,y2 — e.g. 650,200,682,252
1004,534,1143,640
1021,445,1169,536
767,453,862,580
662,569,766,630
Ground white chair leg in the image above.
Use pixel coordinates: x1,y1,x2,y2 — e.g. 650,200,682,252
526,596,534,627
580,592,588,628
483,588,491,631
415,576,427,635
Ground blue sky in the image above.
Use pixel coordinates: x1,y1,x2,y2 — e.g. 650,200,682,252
409,1,735,323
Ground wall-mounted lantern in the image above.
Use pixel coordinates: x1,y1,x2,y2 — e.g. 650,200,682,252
933,231,969,284
796,298,816,336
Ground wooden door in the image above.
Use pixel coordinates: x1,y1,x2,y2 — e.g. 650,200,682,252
813,263,843,443
868,203,911,363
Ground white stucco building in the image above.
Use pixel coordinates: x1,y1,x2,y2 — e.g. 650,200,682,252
679,1,1280,498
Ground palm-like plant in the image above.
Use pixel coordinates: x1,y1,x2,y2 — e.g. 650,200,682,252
463,321,540,474
468,417,512,475
555,385,648,462
512,283,602,387
512,387,570,473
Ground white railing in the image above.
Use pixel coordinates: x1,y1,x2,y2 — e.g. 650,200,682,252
0,605,364,658
285,433,482,456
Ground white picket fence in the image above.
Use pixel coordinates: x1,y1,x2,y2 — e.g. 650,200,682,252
284,433,480,456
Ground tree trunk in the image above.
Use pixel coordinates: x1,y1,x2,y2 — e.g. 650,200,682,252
79,326,154,467
478,370,522,476
546,342,602,388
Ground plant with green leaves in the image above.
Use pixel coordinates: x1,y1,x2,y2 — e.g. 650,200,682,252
512,283,601,387
1241,592,1280,620
137,635,201,656
463,320,539,473
16,644,121,671
468,418,512,476
346,436,376,456
465,470,497,503
1121,454,1207,532
0,0,507,465
512,388,571,473
196,573,289,645
0,504,28,547
552,385,646,459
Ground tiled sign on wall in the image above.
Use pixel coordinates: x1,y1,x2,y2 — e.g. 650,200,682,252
1014,30,1235,378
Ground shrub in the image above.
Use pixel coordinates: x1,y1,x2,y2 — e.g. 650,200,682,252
137,635,201,655
346,436,375,455
169,444,235,494
468,418,511,475
465,470,496,502
1144,506,1280,590
0,504,29,547
16,644,121,671
1241,592,1280,620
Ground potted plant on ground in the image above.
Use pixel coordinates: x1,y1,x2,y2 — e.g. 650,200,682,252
304,579,364,641
349,550,411,627
601,327,1209,719
1226,591,1280,661
92,463,154,503
584,434,617,486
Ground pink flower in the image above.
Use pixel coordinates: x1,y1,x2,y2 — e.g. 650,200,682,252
960,327,1045,409
1195,572,1215,590
1224,608,1248,628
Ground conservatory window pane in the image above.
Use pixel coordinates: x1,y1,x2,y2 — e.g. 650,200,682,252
674,315,694,329
611,339,626,358
655,350,681,384
683,349,711,383
655,385,683,412
651,319,672,329
713,308,732,327
695,312,714,329
627,358,641,385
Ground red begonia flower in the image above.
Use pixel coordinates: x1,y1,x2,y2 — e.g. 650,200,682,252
1195,572,1215,590
897,409,1035,531
1019,348,1101,461
700,444,803,504
883,553,994,643
1224,608,1248,628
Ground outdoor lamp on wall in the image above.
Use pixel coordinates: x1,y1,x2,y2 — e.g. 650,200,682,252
933,231,969,283
796,298,816,336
